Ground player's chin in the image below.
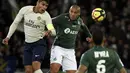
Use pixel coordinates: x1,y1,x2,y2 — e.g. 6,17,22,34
70,17,77,20
40,10,45,13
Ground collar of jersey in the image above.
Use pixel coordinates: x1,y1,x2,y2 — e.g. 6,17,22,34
93,45,104,49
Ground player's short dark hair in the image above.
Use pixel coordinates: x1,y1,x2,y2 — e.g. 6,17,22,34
70,4,80,13
92,28,104,45
38,0,49,4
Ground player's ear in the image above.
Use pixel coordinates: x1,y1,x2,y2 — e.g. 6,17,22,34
36,1,39,5
78,10,80,16
101,36,105,46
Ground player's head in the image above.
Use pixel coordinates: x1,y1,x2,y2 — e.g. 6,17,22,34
92,28,104,45
69,5,80,20
36,0,49,13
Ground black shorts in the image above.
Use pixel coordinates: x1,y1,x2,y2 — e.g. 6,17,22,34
23,39,47,66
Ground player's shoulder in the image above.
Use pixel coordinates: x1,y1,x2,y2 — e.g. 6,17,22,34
103,47,118,56
53,13,68,19
105,47,115,52
83,48,93,56
59,13,68,17
19,5,34,13
81,49,93,59
21,5,33,10
43,11,50,16
77,17,84,25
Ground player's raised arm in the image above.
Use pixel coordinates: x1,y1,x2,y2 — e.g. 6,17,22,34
45,12,56,36
80,22,92,37
6,7,25,39
80,20,92,42
3,7,25,45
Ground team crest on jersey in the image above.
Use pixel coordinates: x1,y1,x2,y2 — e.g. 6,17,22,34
37,16,41,20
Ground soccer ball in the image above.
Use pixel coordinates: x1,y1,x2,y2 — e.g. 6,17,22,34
91,8,106,22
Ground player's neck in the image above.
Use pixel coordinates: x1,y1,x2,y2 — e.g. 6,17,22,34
33,6,39,13
69,14,79,21
95,45,103,47
94,43,104,47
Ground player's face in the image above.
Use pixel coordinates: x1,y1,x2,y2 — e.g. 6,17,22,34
37,1,48,13
69,7,80,20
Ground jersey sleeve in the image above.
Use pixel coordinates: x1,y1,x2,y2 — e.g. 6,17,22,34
45,12,56,36
7,7,25,39
80,53,89,67
80,20,92,38
45,12,53,25
114,51,124,70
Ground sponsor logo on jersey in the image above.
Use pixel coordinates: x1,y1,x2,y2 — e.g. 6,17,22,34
64,28,78,34
25,19,40,28
25,23,40,28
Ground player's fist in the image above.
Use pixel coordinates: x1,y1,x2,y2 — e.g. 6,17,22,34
2,38,9,45
44,30,51,37
86,37,92,43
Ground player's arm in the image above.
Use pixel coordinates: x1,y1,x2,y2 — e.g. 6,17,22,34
76,53,89,73
3,7,25,45
120,68,127,73
46,13,56,36
6,7,25,39
114,51,127,73
76,65,87,73
80,22,92,38
80,20,92,42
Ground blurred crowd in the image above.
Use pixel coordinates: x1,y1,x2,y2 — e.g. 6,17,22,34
0,0,130,72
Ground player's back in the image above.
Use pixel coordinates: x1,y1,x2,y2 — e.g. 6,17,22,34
83,46,121,73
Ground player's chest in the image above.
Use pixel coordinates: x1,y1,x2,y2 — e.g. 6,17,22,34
61,19,81,31
24,13,46,26
60,19,81,35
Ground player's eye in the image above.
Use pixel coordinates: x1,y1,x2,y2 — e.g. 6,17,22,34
42,4,48,7
45,4,48,7
71,10,74,13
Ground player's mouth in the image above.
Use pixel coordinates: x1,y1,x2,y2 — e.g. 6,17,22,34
40,10,45,13
70,16,76,20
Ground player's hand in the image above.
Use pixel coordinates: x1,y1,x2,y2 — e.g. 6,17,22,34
44,30,51,37
86,37,92,42
2,38,9,45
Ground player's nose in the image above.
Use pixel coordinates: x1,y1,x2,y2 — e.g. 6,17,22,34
43,5,47,10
